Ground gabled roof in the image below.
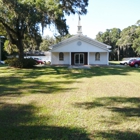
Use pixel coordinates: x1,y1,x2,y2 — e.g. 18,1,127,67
50,34,111,52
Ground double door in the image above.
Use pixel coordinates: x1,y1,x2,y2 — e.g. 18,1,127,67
74,53,84,65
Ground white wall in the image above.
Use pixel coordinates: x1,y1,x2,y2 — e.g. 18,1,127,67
51,40,107,52
51,52,69,65
89,52,108,65
51,39,109,65
51,52,108,65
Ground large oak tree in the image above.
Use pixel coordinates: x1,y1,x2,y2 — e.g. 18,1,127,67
0,0,88,59
96,28,121,60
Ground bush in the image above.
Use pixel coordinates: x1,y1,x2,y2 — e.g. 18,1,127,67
5,58,37,68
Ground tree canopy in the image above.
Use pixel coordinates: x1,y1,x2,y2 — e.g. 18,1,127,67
132,25,140,55
40,35,56,51
40,34,73,51
96,21,140,60
96,28,121,60
0,0,88,59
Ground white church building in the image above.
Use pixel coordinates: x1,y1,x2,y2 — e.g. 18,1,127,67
50,16,111,65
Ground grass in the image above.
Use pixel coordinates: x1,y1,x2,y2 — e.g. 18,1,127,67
0,65,140,140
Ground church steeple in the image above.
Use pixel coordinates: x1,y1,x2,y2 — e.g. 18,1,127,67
77,14,82,35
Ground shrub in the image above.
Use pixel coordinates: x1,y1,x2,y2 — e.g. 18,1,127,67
5,58,37,68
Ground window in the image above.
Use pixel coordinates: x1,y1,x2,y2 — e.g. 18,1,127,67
59,52,64,61
95,52,100,61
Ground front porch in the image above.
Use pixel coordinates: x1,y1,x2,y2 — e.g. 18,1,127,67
51,52,109,65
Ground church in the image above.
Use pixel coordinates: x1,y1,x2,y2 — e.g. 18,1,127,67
50,16,111,65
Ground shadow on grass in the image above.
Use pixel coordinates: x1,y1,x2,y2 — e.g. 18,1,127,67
0,77,77,96
66,66,140,79
0,66,140,96
0,67,78,96
0,64,7,67
90,130,140,140
0,77,23,96
73,97,140,117
1,65,140,78
74,97,140,139
19,66,140,79
0,67,69,96
0,102,90,140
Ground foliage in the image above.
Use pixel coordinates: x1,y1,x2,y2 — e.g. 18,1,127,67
117,25,137,47
40,34,73,51
4,40,18,55
95,19,140,60
96,31,103,42
132,37,140,55
96,28,121,60
0,0,89,59
40,35,56,51
0,23,6,36
55,34,73,43
5,58,36,68
23,32,42,52
117,25,138,58
132,26,140,55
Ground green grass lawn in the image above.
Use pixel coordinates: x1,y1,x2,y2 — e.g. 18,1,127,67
0,65,140,140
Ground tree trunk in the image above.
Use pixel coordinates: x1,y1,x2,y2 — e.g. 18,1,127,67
17,39,24,59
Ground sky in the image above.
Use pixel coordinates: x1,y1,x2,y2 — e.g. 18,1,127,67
43,0,140,39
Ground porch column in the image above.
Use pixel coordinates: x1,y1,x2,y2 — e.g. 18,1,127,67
69,52,71,65
88,52,89,65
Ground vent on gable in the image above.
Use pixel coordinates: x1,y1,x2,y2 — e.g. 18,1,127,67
77,41,82,46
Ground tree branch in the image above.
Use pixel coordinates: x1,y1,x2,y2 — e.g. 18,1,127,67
0,18,17,36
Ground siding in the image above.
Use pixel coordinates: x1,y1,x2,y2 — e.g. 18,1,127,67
51,52,69,65
89,52,108,65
